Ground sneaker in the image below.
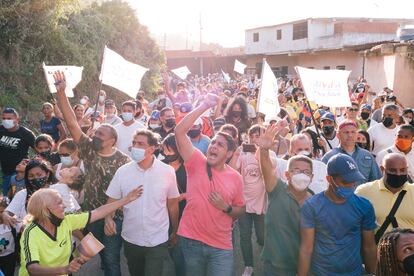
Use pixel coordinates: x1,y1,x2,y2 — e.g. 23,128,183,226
242,266,254,276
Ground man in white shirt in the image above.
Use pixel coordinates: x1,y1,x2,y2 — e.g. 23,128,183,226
114,101,145,155
368,104,400,156
376,124,414,182
105,129,180,276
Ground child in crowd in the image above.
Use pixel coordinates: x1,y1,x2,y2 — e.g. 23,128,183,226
7,159,29,200
54,166,85,213
54,139,84,182
34,134,60,166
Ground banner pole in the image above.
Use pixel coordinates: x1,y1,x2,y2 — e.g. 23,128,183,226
90,45,106,130
256,57,266,119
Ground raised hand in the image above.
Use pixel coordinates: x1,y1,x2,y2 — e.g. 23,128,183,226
202,93,220,108
53,71,67,93
258,124,279,150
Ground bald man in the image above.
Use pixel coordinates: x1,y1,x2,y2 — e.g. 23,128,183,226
356,153,414,236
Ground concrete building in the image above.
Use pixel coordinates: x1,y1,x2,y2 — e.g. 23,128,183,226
245,18,414,79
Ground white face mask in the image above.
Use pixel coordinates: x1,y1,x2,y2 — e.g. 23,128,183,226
291,173,311,191
98,96,105,103
60,156,73,167
297,150,311,157
2,119,15,129
80,98,87,105
149,124,159,129
122,112,134,122
131,147,146,162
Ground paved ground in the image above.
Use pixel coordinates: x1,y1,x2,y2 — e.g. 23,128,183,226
74,223,264,276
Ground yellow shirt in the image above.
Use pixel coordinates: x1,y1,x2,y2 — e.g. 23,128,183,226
355,179,414,231
19,212,90,276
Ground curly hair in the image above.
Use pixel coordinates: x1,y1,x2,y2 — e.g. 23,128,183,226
224,96,249,123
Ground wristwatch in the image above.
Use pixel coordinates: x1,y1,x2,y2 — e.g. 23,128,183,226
223,205,233,214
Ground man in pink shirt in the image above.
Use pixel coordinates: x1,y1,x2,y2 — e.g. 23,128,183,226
175,93,246,276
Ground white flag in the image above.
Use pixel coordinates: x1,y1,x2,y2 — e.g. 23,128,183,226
43,63,83,98
257,59,280,119
295,66,351,107
234,59,246,75
99,46,148,98
171,66,191,80
221,69,230,83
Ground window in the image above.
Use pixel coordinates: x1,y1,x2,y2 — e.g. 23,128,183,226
277,29,282,40
255,62,262,77
323,66,330,70
253,32,259,42
308,67,315,69
292,22,308,40
271,66,288,77
336,65,346,70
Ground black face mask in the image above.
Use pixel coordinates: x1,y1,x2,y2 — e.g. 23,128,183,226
232,111,242,118
403,253,414,275
91,136,104,151
163,153,180,163
386,173,407,188
356,142,367,149
28,177,47,189
360,112,370,120
383,117,394,128
165,118,176,128
39,151,51,159
48,210,63,227
187,129,201,139
322,126,335,135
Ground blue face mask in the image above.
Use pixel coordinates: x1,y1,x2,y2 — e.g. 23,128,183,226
131,147,146,162
332,178,355,200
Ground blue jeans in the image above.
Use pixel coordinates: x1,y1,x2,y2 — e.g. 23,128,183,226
87,217,123,276
238,212,264,267
169,242,186,276
2,174,12,196
180,236,233,276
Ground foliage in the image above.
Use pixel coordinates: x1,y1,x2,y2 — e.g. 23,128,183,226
0,0,165,123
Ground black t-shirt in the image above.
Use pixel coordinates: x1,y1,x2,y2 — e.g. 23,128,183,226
153,126,174,140
175,163,187,219
0,125,35,175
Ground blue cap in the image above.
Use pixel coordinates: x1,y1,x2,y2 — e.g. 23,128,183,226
321,112,335,122
327,153,365,183
150,110,160,120
360,104,371,112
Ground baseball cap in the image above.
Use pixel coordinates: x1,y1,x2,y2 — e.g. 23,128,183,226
180,102,193,113
2,107,19,116
104,99,115,107
338,119,357,130
321,112,335,122
314,109,327,121
360,104,371,112
150,110,160,120
327,153,365,183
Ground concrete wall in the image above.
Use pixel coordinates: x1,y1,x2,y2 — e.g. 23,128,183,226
393,55,414,107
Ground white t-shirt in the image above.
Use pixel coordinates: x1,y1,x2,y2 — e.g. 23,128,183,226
114,120,145,155
106,159,179,247
51,183,81,213
368,123,399,156
0,224,22,256
270,151,328,194
376,145,414,181
104,115,122,126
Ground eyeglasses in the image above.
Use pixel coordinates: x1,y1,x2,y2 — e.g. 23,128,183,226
347,108,358,112
289,168,312,176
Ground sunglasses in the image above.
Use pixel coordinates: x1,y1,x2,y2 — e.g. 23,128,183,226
347,108,358,112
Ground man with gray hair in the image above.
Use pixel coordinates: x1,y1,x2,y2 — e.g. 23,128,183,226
368,104,400,156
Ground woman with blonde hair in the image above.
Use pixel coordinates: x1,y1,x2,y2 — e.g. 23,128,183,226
19,186,143,276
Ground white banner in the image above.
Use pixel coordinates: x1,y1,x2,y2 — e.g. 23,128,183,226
257,59,280,119
171,66,191,80
234,59,247,75
221,69,230,83
43,63,83,98
295,66,352,107
99,46,148,98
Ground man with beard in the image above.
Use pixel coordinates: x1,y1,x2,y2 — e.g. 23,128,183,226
53,71,130,276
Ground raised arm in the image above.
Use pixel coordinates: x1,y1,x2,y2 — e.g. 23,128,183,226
258,124,280,193
175,93,219,161
53,71,83,143
162,71,176,103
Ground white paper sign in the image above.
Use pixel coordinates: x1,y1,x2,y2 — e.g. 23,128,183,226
171,66,191,80
99,46,148,98
295,66,352,107
43,63,83,98
221,69,230,83
257,59,280,119
234,59,247,75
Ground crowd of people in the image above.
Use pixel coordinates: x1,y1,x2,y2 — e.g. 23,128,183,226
0,69,414,276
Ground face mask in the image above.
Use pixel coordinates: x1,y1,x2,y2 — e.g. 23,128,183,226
383,117,394,128
60,156,73,167
291,173,311,191
332,178,355,200
165,118,176,128
385,173,407,188
122,112,134,122
48,210,63,227
187,129,201,139
322,126,335,135
91,136,104,151
2,119,15,129
149,124,159,129
232,111,242,118
131,147,146,162
80,98,87,105
404,117,413,124
360,112,370,120
356,142,367,149
39,151,51,159
403,253,414,275
297,150,312,158
395,138,413,151
29,177,47,189
98,96,105,103
163,153,180,163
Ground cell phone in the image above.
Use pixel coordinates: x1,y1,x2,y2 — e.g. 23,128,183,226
242,144,257,153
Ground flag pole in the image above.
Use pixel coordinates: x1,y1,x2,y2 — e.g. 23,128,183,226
256,57,267,121
90,45,107,130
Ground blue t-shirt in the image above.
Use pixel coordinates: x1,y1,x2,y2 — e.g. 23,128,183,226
191,135,211,155
301,192,376,276
10,174,25,193
40,117,61,142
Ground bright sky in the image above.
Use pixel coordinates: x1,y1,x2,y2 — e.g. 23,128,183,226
128,0,414,47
